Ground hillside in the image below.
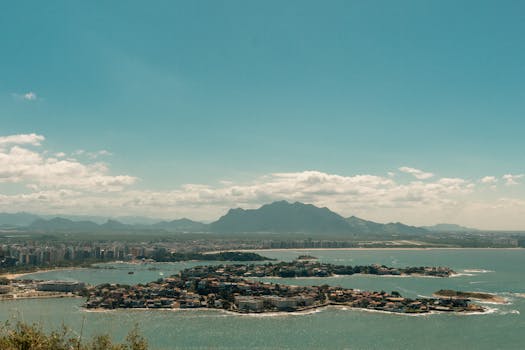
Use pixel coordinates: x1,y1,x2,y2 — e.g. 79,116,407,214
423,223,478,233
7,201,434,236
210,201,353,234
150,218,209,232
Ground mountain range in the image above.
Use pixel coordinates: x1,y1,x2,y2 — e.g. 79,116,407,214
0,201,476,235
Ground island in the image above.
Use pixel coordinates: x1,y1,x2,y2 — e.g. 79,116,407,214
207,260,455,278
84,264,484,314
296,255,318,260
151,251,274,262
433,289,507,304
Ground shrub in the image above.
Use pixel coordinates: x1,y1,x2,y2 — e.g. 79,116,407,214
0,321,148,350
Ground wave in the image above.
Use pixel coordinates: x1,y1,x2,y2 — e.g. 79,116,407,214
463,269,494,273
463,306,498,316
229,309,321,318
450,273,476,277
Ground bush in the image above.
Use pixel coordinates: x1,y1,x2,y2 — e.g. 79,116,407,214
0,321,148,350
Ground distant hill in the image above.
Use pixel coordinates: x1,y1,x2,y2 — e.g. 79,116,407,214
26,217,209,234
211,201,356,234
29,217,100,232
0,212,166,226
0,212,42,226
9,201,440,236
345,216,386,234
422,223,478,233
346,216,428,236
100,219,130,230
151,218,209,232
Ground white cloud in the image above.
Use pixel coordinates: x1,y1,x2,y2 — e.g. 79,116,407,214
0,164,523,229
23,92,37,100
503,174,524,186
399,166,434,180
11,92,39,101
480,176,498,184
0,133,45,147
72,149,112,159
1,133,525,228
0,163,474,222
0,134,136,191
97,150,112,156
87,150,112,159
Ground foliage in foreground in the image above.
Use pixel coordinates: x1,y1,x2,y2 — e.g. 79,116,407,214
0,321,148,350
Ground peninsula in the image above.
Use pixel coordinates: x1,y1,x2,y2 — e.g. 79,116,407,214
84,264,484,314
205,259,456,278
433,289,507,304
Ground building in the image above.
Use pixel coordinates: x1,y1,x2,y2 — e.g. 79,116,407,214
0,285,12,294
36,280,86,293
263,296,298,310
235,296,264,312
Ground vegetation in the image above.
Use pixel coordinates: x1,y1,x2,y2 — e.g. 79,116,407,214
153,251,274,262
435,289,497,300
0,321,148,350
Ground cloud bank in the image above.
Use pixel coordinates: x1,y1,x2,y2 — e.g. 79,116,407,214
0,133,524,229
0,133,136,191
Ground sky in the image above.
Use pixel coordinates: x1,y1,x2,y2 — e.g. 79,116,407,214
1,1,525,229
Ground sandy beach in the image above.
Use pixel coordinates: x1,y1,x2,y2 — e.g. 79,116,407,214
209,247,524,254
0,267,86,280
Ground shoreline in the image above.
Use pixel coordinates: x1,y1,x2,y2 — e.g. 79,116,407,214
205,247,524,254
0,293,82,301
258,273,447,280
433,292,507,304
0,267,87,280
245,247,524,252
81,303,488,317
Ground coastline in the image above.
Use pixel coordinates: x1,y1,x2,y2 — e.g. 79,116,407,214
204,247,524,254
0,267,87,280
433,292,507,304
0,293,82,301
259,273,446,280
244,247,524,252
80,303,488,317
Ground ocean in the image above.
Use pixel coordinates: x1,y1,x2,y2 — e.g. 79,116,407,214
2,249,524,349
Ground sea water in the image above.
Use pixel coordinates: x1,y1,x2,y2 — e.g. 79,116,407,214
1,249,524,349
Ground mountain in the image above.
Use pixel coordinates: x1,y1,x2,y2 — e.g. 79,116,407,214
210,201,352,233
16,201,433,236
0,212,42,226
26,217,209,234
28,217,100,232
100,219,130,230
346,216,428,236
151,218,209,232
382,222,428,235
345,216,386,234
422,223,478,233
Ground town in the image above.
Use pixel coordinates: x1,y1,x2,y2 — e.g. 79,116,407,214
200,258,456,278
84,264,484,314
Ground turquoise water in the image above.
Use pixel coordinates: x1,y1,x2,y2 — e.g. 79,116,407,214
2,249,524,349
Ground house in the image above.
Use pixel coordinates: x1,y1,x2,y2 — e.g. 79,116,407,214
235,296,264,312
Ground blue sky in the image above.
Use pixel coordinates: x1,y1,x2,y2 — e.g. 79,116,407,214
1,1,524,228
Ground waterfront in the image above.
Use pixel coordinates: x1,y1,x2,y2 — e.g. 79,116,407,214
2,249,524,349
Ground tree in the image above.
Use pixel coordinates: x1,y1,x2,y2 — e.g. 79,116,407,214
0,321,149,350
